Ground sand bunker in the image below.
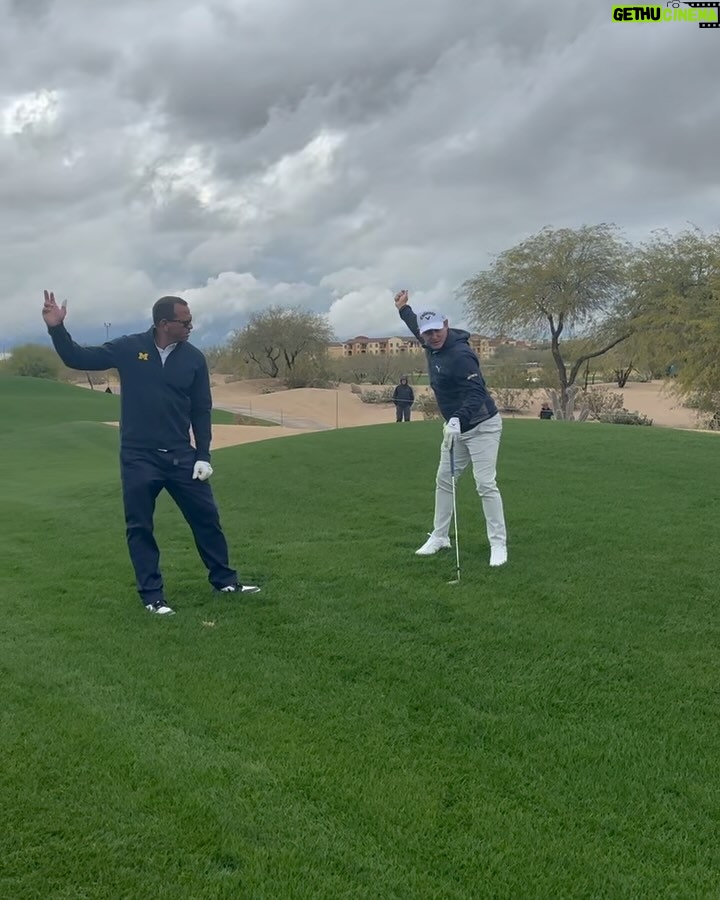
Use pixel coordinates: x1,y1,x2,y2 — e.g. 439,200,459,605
97,378,705,450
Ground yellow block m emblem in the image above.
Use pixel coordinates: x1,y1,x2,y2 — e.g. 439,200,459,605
138,352,149,361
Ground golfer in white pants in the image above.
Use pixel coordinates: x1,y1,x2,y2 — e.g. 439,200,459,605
395,291,508,567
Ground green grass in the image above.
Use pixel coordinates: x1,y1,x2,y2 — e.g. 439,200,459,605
2,377,720,898
0,375,236,429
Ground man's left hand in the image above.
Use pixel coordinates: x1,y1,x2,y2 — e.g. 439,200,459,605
193,461,213,481
443,417,461,449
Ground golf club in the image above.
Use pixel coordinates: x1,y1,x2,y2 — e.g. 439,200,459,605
448,440,461,584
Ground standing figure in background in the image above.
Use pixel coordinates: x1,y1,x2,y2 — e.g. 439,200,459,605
393,375,414,422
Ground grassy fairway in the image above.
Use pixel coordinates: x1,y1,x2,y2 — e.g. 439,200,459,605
2,377,719,898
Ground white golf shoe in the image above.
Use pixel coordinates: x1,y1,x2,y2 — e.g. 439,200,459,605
145,599,175,615
489,545,507,567
415,534,452,556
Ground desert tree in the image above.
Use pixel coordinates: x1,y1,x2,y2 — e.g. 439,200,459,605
461,224,635,416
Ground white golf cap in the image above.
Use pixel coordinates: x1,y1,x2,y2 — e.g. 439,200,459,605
417,310,447,333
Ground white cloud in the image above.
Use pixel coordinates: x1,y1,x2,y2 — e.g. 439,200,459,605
1,88,60,135
256,130,345,211
326,281,456,339
174,271,318,341
327,287,395,338
143,128,346,236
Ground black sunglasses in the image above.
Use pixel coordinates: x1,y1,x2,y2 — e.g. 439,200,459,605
166,318,193,327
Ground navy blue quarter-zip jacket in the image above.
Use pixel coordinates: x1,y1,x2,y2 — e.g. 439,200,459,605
393,382,414,404
399,305,497,431
47,324,213,460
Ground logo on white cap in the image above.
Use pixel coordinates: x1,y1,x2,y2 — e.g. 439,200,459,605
418,310,446,333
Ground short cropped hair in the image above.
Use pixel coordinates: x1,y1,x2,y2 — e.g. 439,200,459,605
152,296,188,325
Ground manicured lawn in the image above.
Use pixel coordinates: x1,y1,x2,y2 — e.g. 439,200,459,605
2,377,719,898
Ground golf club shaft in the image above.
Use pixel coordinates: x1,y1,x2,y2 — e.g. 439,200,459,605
450,442,460,582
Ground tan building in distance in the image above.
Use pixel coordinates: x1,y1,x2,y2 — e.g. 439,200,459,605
328,332,534,360
339,336,423,357
487,336,535,355
469,334,492,359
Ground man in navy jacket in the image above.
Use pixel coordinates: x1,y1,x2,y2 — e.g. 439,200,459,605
395,290,507,566
42,290,260,615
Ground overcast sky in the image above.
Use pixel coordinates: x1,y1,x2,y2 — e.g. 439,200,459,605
1,0,718,349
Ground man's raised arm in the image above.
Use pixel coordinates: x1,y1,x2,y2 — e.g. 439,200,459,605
42,290,117,371
394,289,423,342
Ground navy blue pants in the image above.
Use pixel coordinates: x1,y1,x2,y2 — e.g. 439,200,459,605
120,446,237,605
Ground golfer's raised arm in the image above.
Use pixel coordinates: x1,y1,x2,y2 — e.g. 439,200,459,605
42,290,117,371
394,290,423,341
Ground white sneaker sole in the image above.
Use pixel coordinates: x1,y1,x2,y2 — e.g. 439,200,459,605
415,542,451,556
219,585,261,594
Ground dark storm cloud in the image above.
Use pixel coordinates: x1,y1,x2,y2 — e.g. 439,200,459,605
0,0,717,344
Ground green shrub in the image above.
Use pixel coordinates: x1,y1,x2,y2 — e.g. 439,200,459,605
413,393,441,420
597,408,653,426
491,387,532,413
584,387,625,420
3,344,61,380
360,387,394,404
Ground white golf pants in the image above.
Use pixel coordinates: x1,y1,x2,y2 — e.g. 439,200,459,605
432,413,507,548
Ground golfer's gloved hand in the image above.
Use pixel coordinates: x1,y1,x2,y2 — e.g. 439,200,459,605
192,461,213,481
443,417,461,449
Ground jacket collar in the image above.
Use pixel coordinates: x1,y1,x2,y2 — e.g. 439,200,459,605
143,325,183,353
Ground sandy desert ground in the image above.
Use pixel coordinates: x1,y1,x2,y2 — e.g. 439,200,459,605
205,378,706,449
93,377,709,450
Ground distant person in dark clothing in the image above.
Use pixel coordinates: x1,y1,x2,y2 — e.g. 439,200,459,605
104,386,113,394
393,376,414,422
42,290,260,616
539,403,554,420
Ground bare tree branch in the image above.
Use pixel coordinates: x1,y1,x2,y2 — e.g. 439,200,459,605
568,333,631,386
233,305,334,385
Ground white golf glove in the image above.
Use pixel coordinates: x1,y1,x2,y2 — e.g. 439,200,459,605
443,417,461,449
192,460,213,481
